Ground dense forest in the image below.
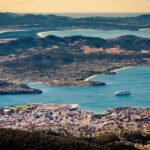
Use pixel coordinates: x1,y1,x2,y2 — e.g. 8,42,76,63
1,128,150,150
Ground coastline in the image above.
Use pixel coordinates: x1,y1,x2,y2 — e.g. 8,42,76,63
0,29,27,34
84,66,133,81
0,103,149,137
84,75,99,81
1,65,149,88
37,32,43,38
37,28,150,39
37,29,90,38
1,65,149,109
139,28,150,31
112,66,133,72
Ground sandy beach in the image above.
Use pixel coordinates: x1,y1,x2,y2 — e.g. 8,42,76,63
84,75,99,81
112,66,133,72
84,66,133,81
0,29,26,34
37,32,43,37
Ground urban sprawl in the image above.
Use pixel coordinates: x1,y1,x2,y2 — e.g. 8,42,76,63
0,104,149,137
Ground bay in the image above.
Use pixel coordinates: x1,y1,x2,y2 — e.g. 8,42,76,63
0,66,150,113
37,28,150,39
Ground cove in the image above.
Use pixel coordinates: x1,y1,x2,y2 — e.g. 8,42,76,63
37,29,150,39
0,66,150,113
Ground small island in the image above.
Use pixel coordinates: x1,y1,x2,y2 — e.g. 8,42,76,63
0,80,42,94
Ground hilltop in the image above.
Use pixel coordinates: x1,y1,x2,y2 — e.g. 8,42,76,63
0,35,149,86
0,35,149,56
0,128,139,150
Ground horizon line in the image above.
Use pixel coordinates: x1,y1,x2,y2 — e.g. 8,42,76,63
0,11,150,14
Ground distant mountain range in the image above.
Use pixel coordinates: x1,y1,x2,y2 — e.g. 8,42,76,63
0,13,150,30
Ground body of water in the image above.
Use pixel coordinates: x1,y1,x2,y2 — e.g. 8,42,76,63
0,66,150,113
37,28,150,39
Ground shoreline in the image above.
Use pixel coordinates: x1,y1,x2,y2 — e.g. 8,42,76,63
84,66,133,81
2,65,149,87
37,28,150,39
139,28,150,31
112,66,133,72
20,66,134,85
37,32,43,37
0,29,27,34
84,75,99,81
0,103,149,137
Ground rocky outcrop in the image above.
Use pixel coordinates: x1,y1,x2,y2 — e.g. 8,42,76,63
89,81,106,86
0,80,42,94
44,80,106,87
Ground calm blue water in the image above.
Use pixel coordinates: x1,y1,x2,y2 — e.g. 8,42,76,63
38,29,150,39
0,66,150,113
1,28,150,39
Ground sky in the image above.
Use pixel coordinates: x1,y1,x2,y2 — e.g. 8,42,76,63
0,0,150,13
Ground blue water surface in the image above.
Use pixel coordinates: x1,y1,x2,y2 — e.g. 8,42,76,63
0,66,150,113
38,29,150,39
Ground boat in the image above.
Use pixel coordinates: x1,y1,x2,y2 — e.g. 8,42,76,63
105,71,116,75
69,104,79,111
115,90,131,96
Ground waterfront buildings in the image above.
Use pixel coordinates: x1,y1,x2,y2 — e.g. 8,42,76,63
0,104,149,137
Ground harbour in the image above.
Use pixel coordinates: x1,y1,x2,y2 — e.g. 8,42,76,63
0,66,150,113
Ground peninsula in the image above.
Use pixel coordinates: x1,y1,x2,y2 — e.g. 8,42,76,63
0,80,42,94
